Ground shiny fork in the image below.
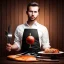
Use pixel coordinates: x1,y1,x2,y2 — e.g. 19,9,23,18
7,33,12,43
5,26,12,43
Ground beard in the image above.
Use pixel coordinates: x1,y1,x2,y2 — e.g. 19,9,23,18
28,16,37,21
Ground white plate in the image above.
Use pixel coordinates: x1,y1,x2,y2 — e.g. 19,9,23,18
38,51,64,55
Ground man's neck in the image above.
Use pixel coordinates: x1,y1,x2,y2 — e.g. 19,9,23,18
27,20,36,26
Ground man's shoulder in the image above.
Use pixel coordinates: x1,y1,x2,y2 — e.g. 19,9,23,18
17,24,24,28
37,22,47,29
15,24,25,31
37,22,48,33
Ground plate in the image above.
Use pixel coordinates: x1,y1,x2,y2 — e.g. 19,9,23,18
37,57,60,61
38,51,64,55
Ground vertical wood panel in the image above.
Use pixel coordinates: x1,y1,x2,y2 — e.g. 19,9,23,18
40,0,44,25
7,0,11,28
49,0,53,47
52,0,58,48
44,0,50,31
62,0,64,51
0,0,2,57
2,0,7,56
15,0,19,28
23,0,27,23
57,0,63,50
18,0,23,24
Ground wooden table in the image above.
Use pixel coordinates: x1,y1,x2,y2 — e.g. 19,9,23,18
0,56,64,64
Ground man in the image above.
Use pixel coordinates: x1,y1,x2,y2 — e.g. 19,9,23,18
6,2,51,53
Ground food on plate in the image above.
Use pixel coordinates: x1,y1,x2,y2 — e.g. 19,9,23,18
15,55,37,61
7,55,19,59
7,55,37,61
44,48,59,53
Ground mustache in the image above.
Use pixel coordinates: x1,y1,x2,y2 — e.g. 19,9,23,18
31,15,35,18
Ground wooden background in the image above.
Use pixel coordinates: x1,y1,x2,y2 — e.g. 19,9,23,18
0,0,64,57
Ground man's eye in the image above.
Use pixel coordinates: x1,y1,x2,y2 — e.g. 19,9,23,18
34,11,37,13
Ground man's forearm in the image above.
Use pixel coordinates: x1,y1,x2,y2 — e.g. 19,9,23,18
11,43,19,51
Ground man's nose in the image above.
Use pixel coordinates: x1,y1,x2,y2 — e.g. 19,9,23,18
32,12,34,15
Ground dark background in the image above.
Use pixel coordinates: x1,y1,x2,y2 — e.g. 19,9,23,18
0,0,64,57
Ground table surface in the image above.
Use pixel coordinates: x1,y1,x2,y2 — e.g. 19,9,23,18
0,56,64,64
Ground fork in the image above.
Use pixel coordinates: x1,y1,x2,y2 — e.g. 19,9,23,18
5,26,12,43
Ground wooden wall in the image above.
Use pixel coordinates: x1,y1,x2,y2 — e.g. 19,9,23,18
0,0,64,57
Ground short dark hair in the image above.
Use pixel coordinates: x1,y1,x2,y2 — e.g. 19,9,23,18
27,2,40,12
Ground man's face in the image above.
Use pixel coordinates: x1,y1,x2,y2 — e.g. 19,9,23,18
27,6,39,21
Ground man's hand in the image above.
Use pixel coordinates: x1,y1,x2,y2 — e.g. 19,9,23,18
6,43,19,51
6,43,12,51
44,48,50,53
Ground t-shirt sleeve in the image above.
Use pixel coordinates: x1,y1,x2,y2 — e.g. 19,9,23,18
41,27,51,49
14,27,21,51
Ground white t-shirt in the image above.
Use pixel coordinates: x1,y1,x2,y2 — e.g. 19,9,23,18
14,21,51,51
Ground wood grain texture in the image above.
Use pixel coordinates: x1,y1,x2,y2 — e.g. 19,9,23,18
0,0,64,57
0,0,2,57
